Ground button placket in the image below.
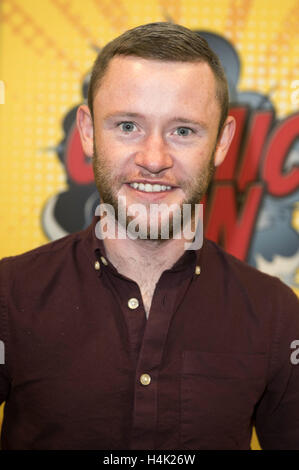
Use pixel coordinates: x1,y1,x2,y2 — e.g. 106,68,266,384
131,267,196,449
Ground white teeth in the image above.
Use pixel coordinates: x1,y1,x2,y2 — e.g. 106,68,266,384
129,182,172,192
144,183,153,192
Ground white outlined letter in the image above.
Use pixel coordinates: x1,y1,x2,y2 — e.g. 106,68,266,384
0,340,4,364
290,340,299,365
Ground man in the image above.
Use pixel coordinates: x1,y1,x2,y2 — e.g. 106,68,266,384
0,22,298,450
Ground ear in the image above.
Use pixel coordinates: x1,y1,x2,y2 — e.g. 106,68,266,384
214,115,236,167
76,104,94,158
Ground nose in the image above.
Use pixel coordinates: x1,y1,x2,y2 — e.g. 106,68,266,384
134,132,173,175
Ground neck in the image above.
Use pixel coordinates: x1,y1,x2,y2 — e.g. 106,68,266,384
100,217,196,318
103,236,186,280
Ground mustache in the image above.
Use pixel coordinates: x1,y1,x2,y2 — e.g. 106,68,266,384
92,143,216,203
93,159,181,190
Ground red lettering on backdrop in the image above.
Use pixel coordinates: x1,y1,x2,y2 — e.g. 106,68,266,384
262,113,299,196
66,124,94,184
205,183,264,260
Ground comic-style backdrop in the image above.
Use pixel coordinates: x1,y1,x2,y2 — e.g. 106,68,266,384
0,0,298,450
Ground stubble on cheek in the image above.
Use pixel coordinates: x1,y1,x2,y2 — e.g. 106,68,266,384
179,153,215,206
92,143,122,208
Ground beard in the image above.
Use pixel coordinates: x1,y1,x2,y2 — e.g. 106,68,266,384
92,139,216,242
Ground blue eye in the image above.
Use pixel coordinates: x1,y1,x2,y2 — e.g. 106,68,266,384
119,122,137,132
174,127,193,136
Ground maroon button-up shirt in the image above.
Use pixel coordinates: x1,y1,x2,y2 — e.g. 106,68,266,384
0,216,299,450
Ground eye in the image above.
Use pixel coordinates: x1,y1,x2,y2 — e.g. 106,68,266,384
118,122,137,133
174,127,194,137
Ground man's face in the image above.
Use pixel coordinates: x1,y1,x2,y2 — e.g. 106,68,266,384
78,55,235,239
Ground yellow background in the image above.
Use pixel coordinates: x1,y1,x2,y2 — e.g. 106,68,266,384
1,0,299,450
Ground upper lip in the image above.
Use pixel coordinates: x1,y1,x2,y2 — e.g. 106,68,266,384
127,179,178,188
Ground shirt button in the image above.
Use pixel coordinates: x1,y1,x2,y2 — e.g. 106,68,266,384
195,265,201,275
128,298,139,310
140,373,151,386
94,261,101,271
100,256,108,266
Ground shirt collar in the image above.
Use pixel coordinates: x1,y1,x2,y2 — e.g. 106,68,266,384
83,215,204,275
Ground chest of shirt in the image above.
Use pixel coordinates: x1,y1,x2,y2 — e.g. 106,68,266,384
4,268,268,447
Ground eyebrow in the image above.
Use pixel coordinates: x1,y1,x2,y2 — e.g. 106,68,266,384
171,117,209,130
103,112,208,130
103,112,143,121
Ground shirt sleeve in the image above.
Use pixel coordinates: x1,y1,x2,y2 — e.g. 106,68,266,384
0,259,11,405
254,279,299,450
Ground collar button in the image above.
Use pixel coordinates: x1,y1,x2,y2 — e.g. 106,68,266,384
94,261,101,271
195,265,201,275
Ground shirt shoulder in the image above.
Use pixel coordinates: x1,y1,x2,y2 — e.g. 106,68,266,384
0,229,88,286
203,238,299,306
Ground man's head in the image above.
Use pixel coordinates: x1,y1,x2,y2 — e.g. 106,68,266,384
77,22,235,241
88,22,229,137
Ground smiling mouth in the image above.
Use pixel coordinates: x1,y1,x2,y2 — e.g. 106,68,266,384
128,182,174,193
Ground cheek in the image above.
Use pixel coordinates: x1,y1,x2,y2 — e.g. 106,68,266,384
95,133,115,158
94,137,119,170
174,147,207,178
96,131,134,166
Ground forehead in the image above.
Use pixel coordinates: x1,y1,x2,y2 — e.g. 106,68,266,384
93,55,220,122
